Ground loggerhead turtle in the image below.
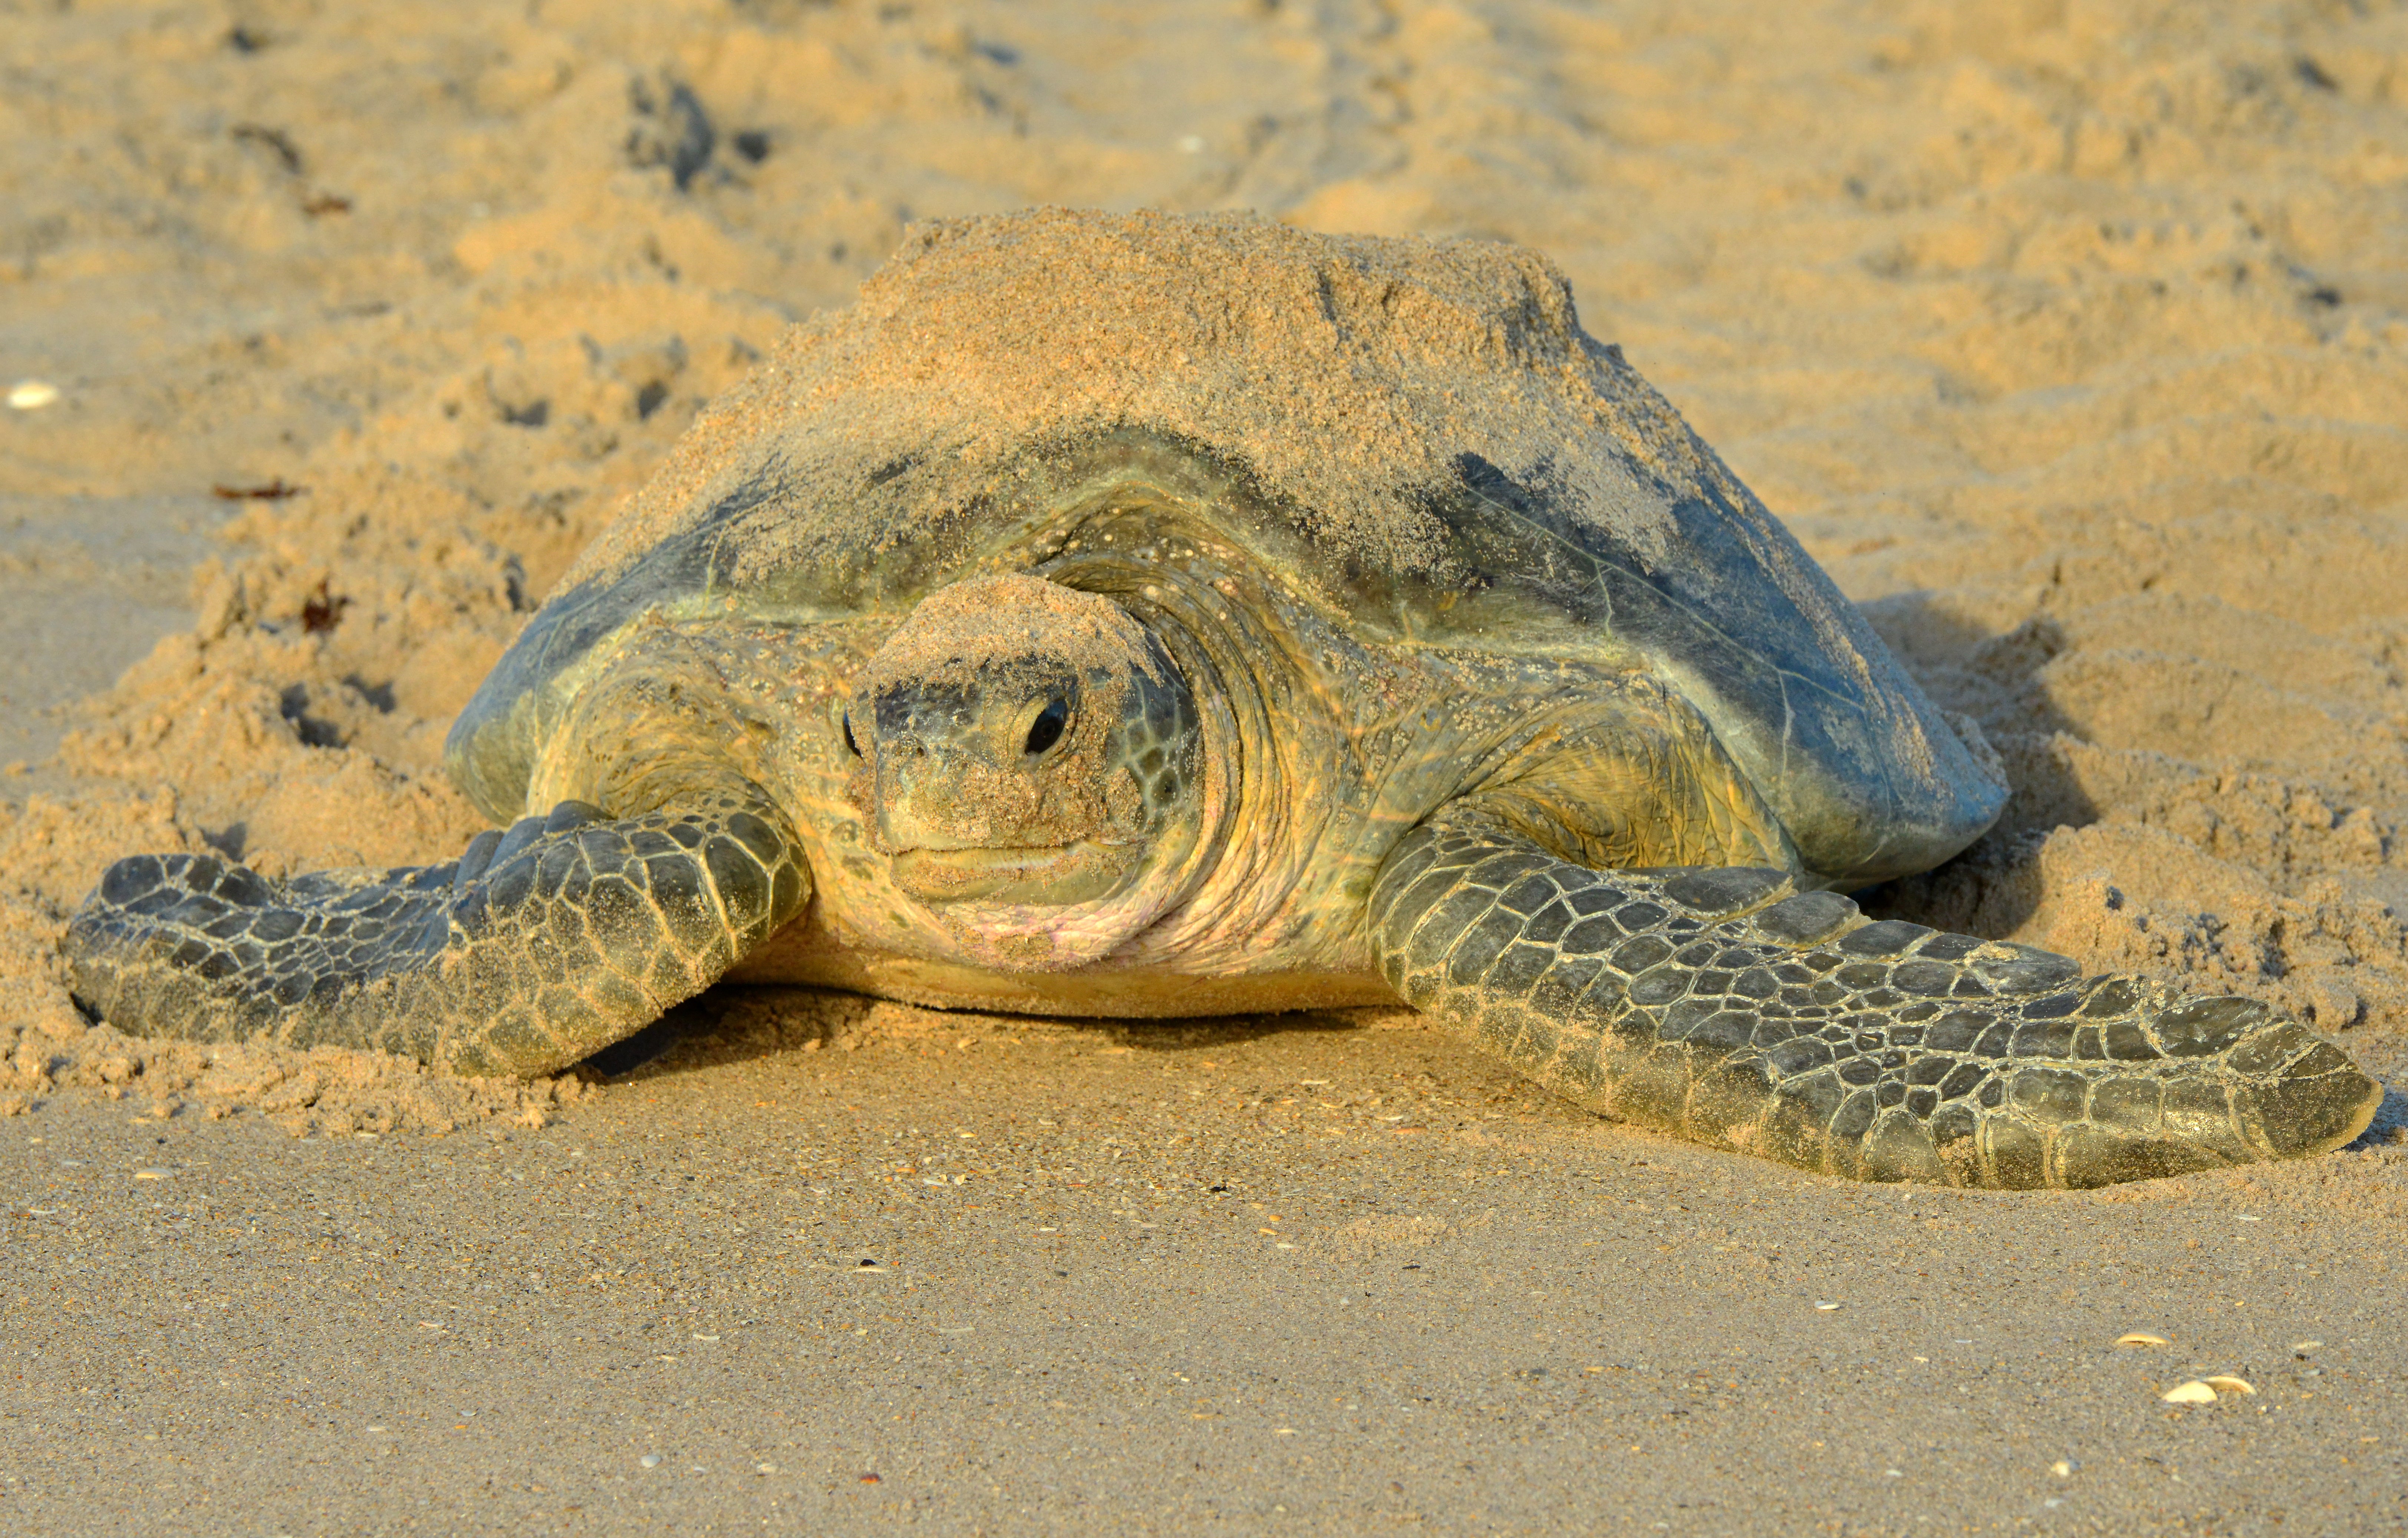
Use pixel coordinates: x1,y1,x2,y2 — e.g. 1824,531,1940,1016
65,209,2379,1189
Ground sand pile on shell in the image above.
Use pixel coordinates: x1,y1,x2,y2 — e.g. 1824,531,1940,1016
561,207,1710,598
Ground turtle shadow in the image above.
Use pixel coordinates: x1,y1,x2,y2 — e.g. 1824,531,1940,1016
1856,591,2098,813
1086,1011,1375,1052
1850,590,2103,941
1852,821,2054,943
579,1008,702,1078
1853,588,2086,745
2346,1084,2408,1153
575,985,1376,1080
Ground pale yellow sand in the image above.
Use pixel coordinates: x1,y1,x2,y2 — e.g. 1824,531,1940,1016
3,1,2405,1529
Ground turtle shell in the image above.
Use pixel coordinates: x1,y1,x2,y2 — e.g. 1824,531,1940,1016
448,208,2003,885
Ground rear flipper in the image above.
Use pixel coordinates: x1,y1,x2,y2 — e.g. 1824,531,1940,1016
64,795,810,1078
1371,803,2380,1189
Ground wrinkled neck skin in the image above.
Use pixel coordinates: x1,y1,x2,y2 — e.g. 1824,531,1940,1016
1014,542,1314,975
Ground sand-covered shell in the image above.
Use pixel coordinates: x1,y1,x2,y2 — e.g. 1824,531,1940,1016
446,209,2002,882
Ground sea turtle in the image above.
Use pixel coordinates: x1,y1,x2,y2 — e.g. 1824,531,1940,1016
65,209,2379,1189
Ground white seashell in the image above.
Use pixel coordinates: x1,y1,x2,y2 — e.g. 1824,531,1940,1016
2116,1331,2170,1346
2160,1380,2218,1404
2203,1376,2255,1396
1814,1300,1841,1311
6,380,60,411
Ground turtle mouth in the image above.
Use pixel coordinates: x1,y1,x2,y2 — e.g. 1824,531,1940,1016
889,840,1133,905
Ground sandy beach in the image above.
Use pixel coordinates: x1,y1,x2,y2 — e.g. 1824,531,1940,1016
4,0,2406,1530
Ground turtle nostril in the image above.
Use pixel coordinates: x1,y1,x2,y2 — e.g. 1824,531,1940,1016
1024,698,1068,756
842,712,862,757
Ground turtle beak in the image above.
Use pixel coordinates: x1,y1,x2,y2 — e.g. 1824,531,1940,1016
887,840,1129,905
871,732,1000,853
853,677,1063,858
853,679,982,852
862,724,1131,906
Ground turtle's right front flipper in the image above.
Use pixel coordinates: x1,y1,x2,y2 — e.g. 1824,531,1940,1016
1371,802,2380,1189
64,795,810,1078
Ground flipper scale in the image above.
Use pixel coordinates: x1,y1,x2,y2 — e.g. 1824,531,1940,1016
1369,803,2380,1189
64,793,810,1078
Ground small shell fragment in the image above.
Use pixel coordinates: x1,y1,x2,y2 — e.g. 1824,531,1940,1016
2203,1376,2256,1396
2292,1341,2322,1355
1814,1300,1841,1311
2050,1460,2076,1478
6,380,60,411
2116,1332,2170,1347
2160,1381,2218,1404
132,1167,175,1180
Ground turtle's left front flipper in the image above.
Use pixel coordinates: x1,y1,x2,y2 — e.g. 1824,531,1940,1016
64,794,810,1078
1370,801,2380,1189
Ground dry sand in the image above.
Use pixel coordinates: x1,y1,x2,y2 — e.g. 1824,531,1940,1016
4,0,2407,1531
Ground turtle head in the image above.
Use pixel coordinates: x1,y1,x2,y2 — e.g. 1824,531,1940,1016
844,573,1208,964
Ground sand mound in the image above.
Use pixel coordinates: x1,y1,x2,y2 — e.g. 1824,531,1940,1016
564,208,1689,591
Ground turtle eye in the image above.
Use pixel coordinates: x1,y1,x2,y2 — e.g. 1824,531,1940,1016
1024,698,1068,756
841,712,862,757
